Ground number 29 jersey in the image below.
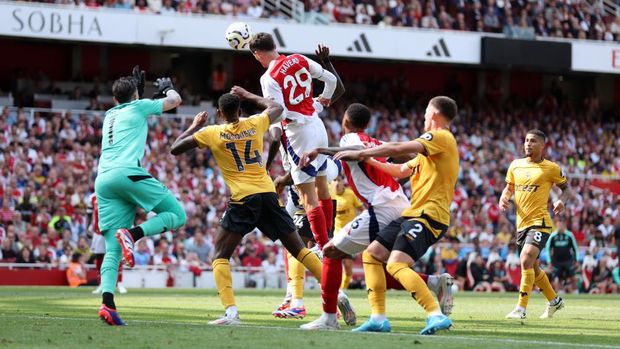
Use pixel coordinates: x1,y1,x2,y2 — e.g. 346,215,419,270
260,54,327,124
193,113,275,202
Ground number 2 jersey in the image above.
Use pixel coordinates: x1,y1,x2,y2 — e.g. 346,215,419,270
98,99,163,173
505,158,567,233
192,113,275,201
403,129,459,238
260,54,336,124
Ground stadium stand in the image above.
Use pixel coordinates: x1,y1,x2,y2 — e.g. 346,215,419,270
12,0,620,41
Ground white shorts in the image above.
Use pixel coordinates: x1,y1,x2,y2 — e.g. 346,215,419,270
90,233,106,254
332,190,409,255
281,116,329,185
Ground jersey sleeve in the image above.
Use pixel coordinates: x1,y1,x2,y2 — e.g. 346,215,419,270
135,99,164,116
406,156,419,170
339,133,364,147
300,55,337,99
415,130,446,157
505,161,515,185
260,74,285,108
192,126,215,149
549,163,568,186
252,112,271,135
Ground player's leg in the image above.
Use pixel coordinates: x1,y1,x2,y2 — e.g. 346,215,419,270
536,260,564,319
341,258,353,290
385,220,450,335
315,174,333,235
95,173,136,326
117,179,186,266
208,226,244,325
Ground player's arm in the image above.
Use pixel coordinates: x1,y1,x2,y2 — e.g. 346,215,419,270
568,231,579,260
315,44,345,103
230,86,284,124
499,183,514,212
333,140,427,161
305,55,337,107
553,182,571,215
154,77,183,112
266,126,282,171
273,172,293,195
170,112,209,155
299,145,364,168
365,158,413,179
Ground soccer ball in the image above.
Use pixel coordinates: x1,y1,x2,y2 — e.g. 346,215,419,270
225,22,252,50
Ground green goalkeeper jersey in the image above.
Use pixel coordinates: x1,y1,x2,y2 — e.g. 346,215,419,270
98,99,163,173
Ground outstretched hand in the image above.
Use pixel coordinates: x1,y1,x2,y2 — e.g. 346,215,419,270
230,86,252,99
315,44,330,64
300,149,319,168
334,150,363,161
132,65,145,98
191,111,209,129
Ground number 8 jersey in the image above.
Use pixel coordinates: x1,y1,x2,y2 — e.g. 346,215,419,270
260,54,334,123
193,112,276,201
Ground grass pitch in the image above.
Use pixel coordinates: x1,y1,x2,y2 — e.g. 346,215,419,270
0,287,619,349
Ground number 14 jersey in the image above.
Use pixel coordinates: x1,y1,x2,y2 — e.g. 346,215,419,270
260,54,327,123
193,113,276,201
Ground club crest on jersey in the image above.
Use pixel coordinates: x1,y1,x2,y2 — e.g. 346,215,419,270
525,172,531,180
420,133,433,141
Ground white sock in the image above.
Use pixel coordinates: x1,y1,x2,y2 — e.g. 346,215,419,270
322,312,337,322
225,306,238,318
370,314,386,322
290,298,304,308
550,296,560,306
427,275,439,291
429,310,443,317
516,306,525,313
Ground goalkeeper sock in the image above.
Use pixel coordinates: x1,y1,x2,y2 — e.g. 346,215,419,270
102,292,115,309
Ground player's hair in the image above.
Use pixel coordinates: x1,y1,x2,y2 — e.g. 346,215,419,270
249,32,276,52
526,129,547,142
112,76,137,104
218,93,240,120
345,103,371,129
429,96,457,122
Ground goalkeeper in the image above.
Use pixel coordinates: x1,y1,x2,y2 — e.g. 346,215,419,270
95,66,185,326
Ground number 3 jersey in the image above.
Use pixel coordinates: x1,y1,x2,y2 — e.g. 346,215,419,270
193,113,276,201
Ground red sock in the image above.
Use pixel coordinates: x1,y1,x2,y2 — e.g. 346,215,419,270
307,206,328,248
117,263,123,283
321,257,342,314
419,273,428,283
319,199,334,233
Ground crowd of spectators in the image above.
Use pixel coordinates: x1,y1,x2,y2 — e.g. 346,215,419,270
13,0,620,42
0,73,619,293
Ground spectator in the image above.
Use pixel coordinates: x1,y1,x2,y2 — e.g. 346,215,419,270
261,251,282,289
48,207,72,234
0,238,17,261
66,252,97,287
134,239,152,266
16,246,35,263
184,231,212,263
468,253,492,292
153,240,178,265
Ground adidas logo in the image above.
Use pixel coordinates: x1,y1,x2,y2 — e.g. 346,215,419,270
347,33,372,53
273,27,286,48
426,38,451,57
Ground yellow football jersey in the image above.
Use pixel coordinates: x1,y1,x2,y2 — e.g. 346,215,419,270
401,129,459,237
193,113,275,201
505,158,567,232
331,187,363,234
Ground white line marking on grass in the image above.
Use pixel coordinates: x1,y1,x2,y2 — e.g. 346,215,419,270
6,315,618,349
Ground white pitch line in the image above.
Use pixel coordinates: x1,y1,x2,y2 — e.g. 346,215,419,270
4,314,618,349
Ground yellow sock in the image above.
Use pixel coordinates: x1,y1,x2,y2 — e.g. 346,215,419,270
363,250,386,315
340,273,352,290
212,258,235,309
518,268,535,308
386,262,440,314
535,269,557,302
296,247,322,283
287,252,305,300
